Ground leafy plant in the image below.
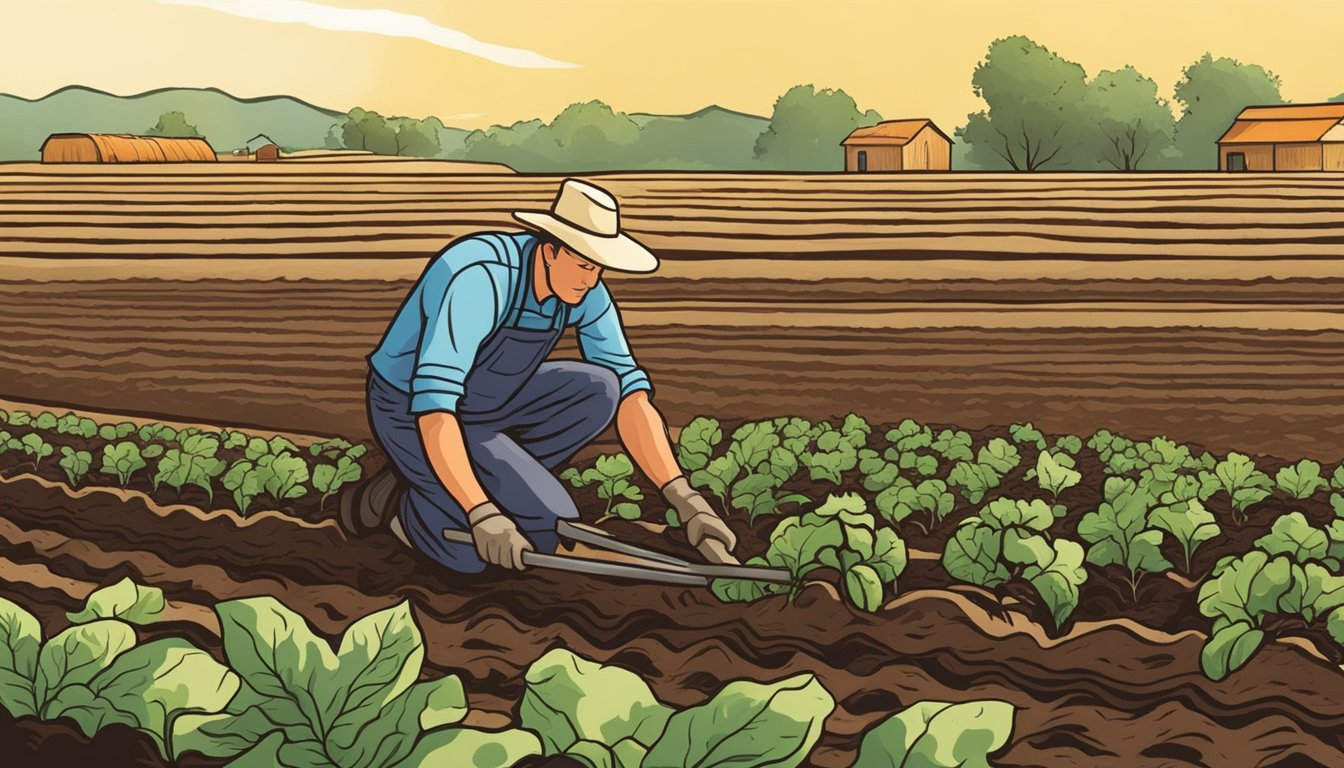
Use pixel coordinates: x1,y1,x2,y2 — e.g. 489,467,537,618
220,429,249,451
98,422,138,441
1009,422,1047,451
101,442,147,486
20,433,54,471
561,454,643,522
58,446,93,486
1276,459,1329,500
840,412,872,449
33,411,58,431
222,460,265,515
308,436,354,459
713,493,907,613
1199,452,1274,525
0,430,20,458
876,477,957,534
1078,478,1172,601
772,416,818,456
1053,434,1083,455
943,498,1087,628
313,455,365,510
173,597,468,767
1027,450,1082,498
66,577,167,625
887,419,934,454
852,699,1016,768
243,435,301,462
138,423,179,444
259,451,310,505
1254,511,1337,568
55,412,99,439
7,409,32,427
152,435,227,501
676,416,723,472
946,461,1001,505
1150,490,1221,574
931,428,974,462
730,446,809,522
800,427,860,485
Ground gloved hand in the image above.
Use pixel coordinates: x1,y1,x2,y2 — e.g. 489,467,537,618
660,476,737,551
467,501,532,570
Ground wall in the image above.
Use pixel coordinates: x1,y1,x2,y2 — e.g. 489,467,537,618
900,128,952,170
1219,144,1274,170
844,145,901,171
1275,142,1323,171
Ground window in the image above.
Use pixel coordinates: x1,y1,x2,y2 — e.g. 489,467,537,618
1227,152,1246,172
857,150,867,172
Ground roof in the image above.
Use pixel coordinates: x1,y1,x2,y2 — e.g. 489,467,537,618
39,133,216,161
1218,103,1344,144
247,133,278,151
841,119,952,146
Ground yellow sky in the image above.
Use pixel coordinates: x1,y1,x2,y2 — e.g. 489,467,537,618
2,0,1340,131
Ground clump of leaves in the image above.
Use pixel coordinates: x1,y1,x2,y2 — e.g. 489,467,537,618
1078,478,1172,601
713,493,907,613
1088,429,1135,465
1009,422,1047,451
853,699,1017,768
307,436,367,463
942,498,1087,628
32,411,58,431
931,428,974,462
1024,450,1082,499
772,416,819,456
1199,452,1274,526
101,442,147,486
55,412,99,439
313,455,364,511
137,423,179,445
1275,459,1329,500
1149,478,1221,574
562,454,644,522
800,425,860,486
730,446,809,523
152,435,227,502
97,422,138,442
20,433,54,471
1053,434,1083,455
676,416,723,472
875,477,957,534
59,446,93,486
946,438,1020,505
6,410,32,427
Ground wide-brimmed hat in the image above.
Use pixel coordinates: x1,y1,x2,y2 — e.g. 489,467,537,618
513,178,659,273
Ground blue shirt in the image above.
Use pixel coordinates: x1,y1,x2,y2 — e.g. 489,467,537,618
368,231,653,414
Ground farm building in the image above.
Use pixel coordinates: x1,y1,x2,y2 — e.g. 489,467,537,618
39,133,216,163
1217,103,1344,171
247,134,280,162
841,119,952,172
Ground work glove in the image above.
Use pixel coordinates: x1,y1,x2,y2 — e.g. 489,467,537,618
467,501,532,570
661,476,737,552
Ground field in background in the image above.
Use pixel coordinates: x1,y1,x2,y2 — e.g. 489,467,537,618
3,162,1344,461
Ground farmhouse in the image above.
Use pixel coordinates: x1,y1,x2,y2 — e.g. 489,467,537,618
1217,103,1344,171
247,133,280,162
39,133,217,163
841,119,952,172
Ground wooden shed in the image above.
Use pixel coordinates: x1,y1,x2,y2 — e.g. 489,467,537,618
247,134,280,162
841,119,952,172
40,134,217,164
1216,103,1344,172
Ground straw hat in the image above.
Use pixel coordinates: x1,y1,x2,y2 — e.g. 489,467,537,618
513,178,659,273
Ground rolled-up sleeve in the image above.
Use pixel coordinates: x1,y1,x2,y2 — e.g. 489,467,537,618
575,282,653,400
410,264,498,414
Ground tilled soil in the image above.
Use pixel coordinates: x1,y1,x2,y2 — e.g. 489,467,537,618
2,465,1343,767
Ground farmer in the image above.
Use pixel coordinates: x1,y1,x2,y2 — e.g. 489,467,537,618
341,178,737,572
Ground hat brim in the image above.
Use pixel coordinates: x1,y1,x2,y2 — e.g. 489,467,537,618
513,211,659,273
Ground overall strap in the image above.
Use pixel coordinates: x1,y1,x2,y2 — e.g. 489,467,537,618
502,235,533,328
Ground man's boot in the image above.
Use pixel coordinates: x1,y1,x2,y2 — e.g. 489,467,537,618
338,465,404,537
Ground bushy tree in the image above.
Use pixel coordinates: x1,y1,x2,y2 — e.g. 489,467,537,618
1172,53,1284,169
753,85,882,171
464,100,642,171
1090,66,1175,170
957,36,1094,171
145,111,203,138
336,108,441,157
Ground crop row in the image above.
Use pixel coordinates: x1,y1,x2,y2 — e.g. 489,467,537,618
0,408,369,515
563,414,1344,680
0,579,1014,768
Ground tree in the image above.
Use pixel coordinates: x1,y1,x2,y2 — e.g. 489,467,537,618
753,85,881,170
1172,53,1283,169
956,36,1094,171
464,100,642,171
145,111,202,138
1330,92,1344,103
388,117,441,157
1089,66,1176,170
340,108,397,154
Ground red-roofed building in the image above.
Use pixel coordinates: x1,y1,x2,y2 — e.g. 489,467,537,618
840,119,952,172
1217,103,1344,171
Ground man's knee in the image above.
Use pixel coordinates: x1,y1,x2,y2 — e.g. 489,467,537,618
579,364,620,418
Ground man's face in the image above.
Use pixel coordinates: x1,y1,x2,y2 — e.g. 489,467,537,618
545,242,603,305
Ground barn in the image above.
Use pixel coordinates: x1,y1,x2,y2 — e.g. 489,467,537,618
247,134,280,162
1216,103,1344,172
40,134,217,164
841,119,952,172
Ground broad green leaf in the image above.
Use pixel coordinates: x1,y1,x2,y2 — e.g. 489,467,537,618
1009,422,1046,450
142,444,165,459
711,557,788,604
67,577,166,625
1213,453,1274,515
8,410,32,426
99,424,119,441
397,727,542,768
567,740,616,768
977,438,1020,475
1150,497,1220,572
520,648,674,754
269,436,300,456
595,453,634,480
0,596,41,717
1035,451,1081,497
224,430,250,450
613,503,642,521
676,417,723,472
691,454,740,500
34,411,58,430
322,600,429,754
101,442,146,485
932,429,974,462
260,452,310,501
947,462,999,505
1054,435,1082,455
1200,620,1265,681
1254,512,1329,564
852,699,1016,768
770,516,847,581
980,498,1054,533
560,467,584,488
35,619,137,714
1332,493,1344,518
59,446,93,486
330,675,467,768
313,456,364,500
245,437,272,461
223,460,265,515
942,522,1007,588
729,423,780,472
1197,551,1293,627
868,528,908,586
643,673,833,768
1328,606,1344,646
1022,539,1088,628
20,433,53,466
1276,460,1329,499
845,564,884,612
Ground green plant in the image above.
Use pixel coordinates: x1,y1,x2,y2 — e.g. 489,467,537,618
98,422,138,441
313,455,364,510
19,433,54,471
1054,434,1083,455
561,454,644,522
221,459,264,515
875,477,957,534
852,699,1017,768
730,446,809,522
220,429,249,451
931,428,974,462
152,435,227,501
244,435,301,461
308,436,354,459
1078,478,1172,601
138,423,179,444
1149,488,1221,574
33,411,58,431
772,416,818,456
676,416,723,472
101,442,147,486
55,412,99,439
942,498,1087,628
6,410,32,427
946,438,1019,505
260,451,310,505
1199,452,1274,525
1026,450,1082,498
1276,459,1329,499
58,446,93,486
713,493,907,612
800,426,860,485
1009,422,1047,451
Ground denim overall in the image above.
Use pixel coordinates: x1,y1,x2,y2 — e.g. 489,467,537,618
366,247,622,572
